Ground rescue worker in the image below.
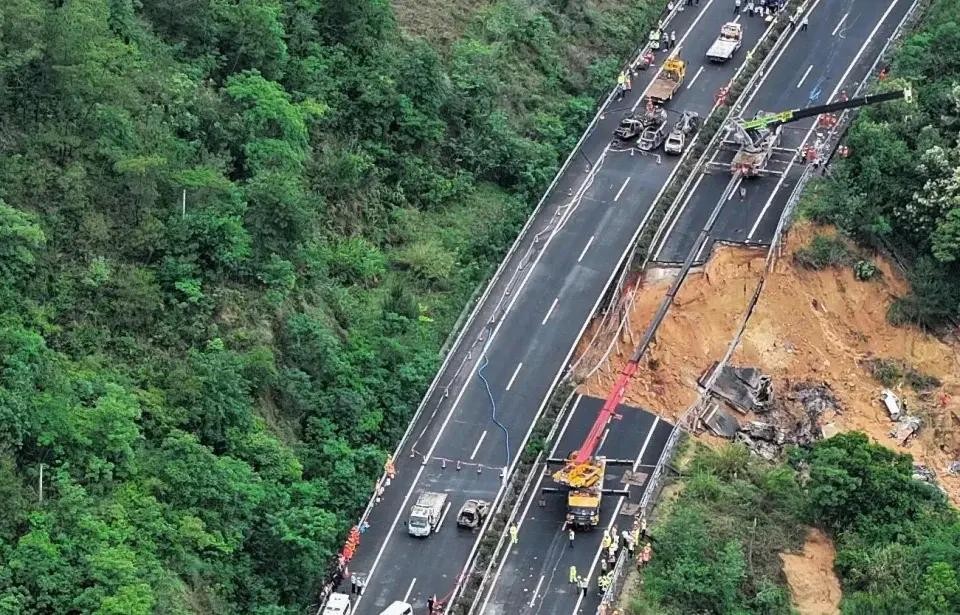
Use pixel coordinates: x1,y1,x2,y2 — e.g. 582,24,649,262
427,596,436,612
569,527,576,548
510,523,519,545
601,556,608,573
641,542,653,566
746,0,755,15
734,0,741,14
801,14,809,31
569,565,578,584
578,576,589,597
598,573,612,596
624,530,636,558
601,531,612,551
670,31,677,48
639,517,648,540
617,71,627,101
648,29,660,51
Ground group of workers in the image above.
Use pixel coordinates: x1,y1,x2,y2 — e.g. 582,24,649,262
564,517,654,601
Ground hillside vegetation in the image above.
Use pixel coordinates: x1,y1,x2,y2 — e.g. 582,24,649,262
0,0,660,613
802,0,960,329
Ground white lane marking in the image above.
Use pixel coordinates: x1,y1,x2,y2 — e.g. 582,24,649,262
748,0,903,239
796,64,814,88
356,0,721,599
437,501,453,532
506,362,523,391
577,235,596,263
614,177,631,202
470,430,488,460
477,395,584,613
686,65,705,90
653,173,705,261
529,575,546,607
733,13,741,23
727,176,742,200
739,0,826,111
570,417,661,615
402,577,417,603
832,12,849,36
631,0,718,112
541,297,559,325
598,428,611,453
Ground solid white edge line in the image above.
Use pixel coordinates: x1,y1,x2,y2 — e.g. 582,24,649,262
569,416,661,615
477,394,584,613
437,501,453,533
632,0,719,112
652,173,705,261
796,64,814,88
748,0,903,239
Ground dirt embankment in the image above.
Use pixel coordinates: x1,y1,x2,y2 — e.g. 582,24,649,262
579,222,960,501
781,528,842,615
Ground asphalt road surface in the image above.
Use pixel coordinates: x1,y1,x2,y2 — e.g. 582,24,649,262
653,0,914,264
473,2,915,614
477,397,672,615
340,0,772,611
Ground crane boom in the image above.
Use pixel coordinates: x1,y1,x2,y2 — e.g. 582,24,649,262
741,87,912,131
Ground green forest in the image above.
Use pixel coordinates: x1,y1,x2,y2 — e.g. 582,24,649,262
803,0,960,329
0,0,660,613
630,434,960,615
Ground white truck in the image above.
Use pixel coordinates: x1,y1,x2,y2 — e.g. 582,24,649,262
706,22,743,63
407,492,448,537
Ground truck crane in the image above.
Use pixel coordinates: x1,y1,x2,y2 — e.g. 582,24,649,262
543,364,638,530
715,86,913,177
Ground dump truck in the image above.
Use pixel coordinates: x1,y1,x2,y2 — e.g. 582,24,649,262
456,499,490,529
407,492,447,537
664,110,701,155
648,57,686,103
706,22,742,62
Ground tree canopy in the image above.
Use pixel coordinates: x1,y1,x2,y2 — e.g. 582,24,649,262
0,0,660,612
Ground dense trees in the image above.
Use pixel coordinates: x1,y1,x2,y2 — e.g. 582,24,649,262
632,435,960,615
0,0,659,612
801,0,960,328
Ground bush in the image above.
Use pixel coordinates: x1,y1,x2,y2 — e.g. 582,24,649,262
793,234,855,270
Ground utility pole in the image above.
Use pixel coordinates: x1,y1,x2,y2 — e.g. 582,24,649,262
181,189,187,219
38,463,43,504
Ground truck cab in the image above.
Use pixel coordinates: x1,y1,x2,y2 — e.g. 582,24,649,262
407,491,448,537
706,22,742,62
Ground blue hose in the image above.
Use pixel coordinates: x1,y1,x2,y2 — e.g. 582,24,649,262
477,355,511,468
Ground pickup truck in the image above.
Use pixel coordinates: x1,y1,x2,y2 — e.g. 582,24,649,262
648,57,686,103
407,492,448,537
706,22,742,62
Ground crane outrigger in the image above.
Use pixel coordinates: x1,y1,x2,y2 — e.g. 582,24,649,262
711,86,913,177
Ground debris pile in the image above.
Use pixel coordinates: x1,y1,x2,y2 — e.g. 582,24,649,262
701,363,773,414
878,389,922,446
913,463,937,484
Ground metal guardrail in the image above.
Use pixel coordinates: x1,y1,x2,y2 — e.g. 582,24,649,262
596,0,925,611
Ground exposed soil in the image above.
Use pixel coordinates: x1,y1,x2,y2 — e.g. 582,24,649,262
780,528,842,615
578,221,960,503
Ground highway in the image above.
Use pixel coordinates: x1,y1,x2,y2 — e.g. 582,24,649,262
476,397,671,615
339,0,770,612
653,0,914,264
474,2,914,614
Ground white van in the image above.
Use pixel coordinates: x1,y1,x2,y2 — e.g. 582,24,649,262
379,601,413,615
320,592,352,615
